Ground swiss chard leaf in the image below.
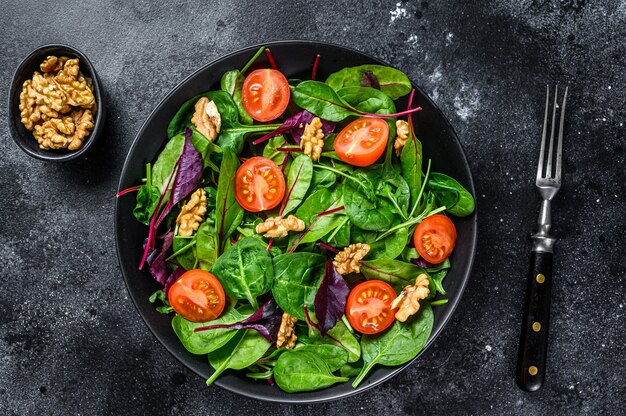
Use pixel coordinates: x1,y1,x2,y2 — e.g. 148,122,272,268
313,259,350,335
206,329,271,385
214,149,244,254
148,231,174,285
273,350,349,393
253,110,335,146
220,69,253,125
280,155,313,216
271,252,325,320
171,306,247,355
326,64,412,100
212,236,274,309
427,173,475,217
352,302,434,387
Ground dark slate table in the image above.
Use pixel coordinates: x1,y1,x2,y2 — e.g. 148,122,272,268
1,1,624,414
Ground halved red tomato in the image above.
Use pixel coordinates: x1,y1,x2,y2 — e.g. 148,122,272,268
334,118,389,167
414,214,457,264
241,69,290,122
346,280,397,334
168,269,226,322
234,156,286,212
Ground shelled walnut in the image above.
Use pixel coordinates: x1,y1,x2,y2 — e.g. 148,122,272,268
391,273,430,322
300,117,325,161
255,215,305,238
276,312,298,349
191,97,221,141
394,120,410,156
176,188,208,236
18,55,96,151
333,243,370,275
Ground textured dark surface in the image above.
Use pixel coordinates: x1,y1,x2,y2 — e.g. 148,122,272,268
1,0,624,415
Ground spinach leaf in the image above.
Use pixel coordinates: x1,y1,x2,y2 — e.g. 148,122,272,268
427,173,475,217
401,129,423,208
326,64,412,100
212,237,274,309
319,320,361,363
351,226,408,260
291,81,363,122
220,69,253,125
214,149,244,254
271,252,325,320
360,258,426,291
291,187,345,246
133,184,160,226
171,306,247,355
323,216,351,247
339,361,363,378
336,86,396,115
196,220,218,271
273,350,349,393
310,166,336,188
352,302,434,387
343,169,397,231
293,344,349,372
281,155,313,216
262,135,288,166
189,128,221,172
172,235,196,270
206,329,271,385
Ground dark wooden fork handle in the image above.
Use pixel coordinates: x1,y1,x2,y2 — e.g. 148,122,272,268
516,251,553,392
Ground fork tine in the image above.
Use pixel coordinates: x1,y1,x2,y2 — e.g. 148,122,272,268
546,85,558,179
537,86,550,182
555,87,568,182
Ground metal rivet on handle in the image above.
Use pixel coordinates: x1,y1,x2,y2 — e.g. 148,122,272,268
528,366,538,376
536,274,545,284
532,322,542,332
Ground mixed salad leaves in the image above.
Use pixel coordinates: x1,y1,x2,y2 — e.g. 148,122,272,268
120,47,475,392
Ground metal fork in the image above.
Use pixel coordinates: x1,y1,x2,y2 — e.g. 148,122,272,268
516,85,568,392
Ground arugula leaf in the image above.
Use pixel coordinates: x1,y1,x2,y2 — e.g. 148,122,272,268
206,329,271,385
326,64,412,100
212,237,274,309
271,252,325,320
214,149,244,254
352,302,434,387
274,350,349,393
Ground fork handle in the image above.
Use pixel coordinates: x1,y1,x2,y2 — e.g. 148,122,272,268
516,251,553,392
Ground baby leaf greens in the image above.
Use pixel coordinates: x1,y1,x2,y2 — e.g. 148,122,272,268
352,302,434,387
125,49,476,393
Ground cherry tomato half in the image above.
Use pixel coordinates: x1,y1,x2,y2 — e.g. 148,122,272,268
234,156,286,212
168,269,226,322
241,69,290,122
346,280,397,334
414,214,457,264
334,118,389,167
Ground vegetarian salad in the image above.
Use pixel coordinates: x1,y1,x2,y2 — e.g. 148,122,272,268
119,46,475,393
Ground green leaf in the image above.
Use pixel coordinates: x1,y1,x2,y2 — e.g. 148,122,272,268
196,221,218,271
172,235,197,270
352,302,434,387
171,307,247,355
214,149,244,254
401,129,423,208
274,350,349,393
282,155,313,216
293,344,349,372
262,135,288,166
326,64,412,100
336,86,396,115
351,226,408,260
133,184,160,225
360,258,426,291
343,168,397,231
318,320,361,363
427,173,475,217
310,166,336,188
212,237,274,309
152,133,185,193
220,69,253,125
291,187,345,245
271,252,325,320
291,81,362,122
206,329,271,385
167,91,239,139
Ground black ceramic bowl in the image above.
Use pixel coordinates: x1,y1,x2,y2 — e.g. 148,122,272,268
8,44,105,162
115,41,477,403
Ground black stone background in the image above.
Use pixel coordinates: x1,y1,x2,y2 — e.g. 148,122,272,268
1,1,624,415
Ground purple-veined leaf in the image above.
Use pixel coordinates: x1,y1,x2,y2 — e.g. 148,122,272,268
163,267,186,294
314,258,350,335
252,110,335,145
194,299,283,343
360,70,380,90
148,231,174,285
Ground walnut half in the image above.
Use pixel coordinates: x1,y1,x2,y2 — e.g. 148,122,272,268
276,312,298,349
176,188,208,236
391,273,430,322
255,215,305,238
333,243,370,275
394,120,410,157
300,117,325,161
191,97,221,141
